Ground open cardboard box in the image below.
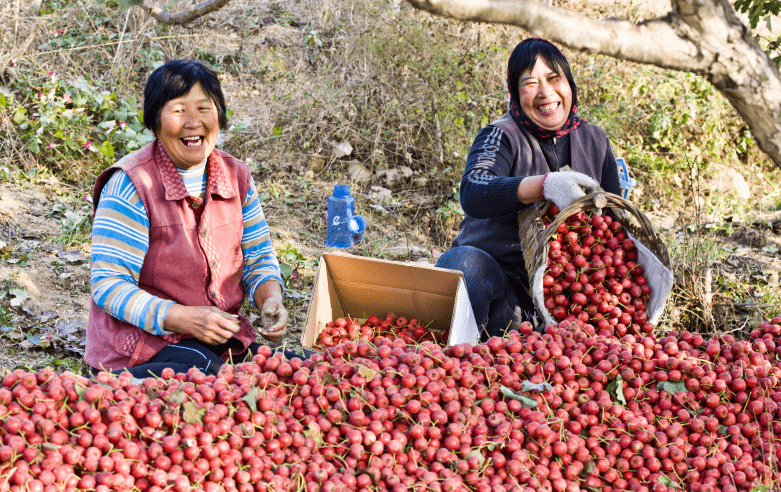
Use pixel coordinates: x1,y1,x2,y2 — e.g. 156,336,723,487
302,252,480,349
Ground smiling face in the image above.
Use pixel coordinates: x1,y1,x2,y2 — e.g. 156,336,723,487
156,83,219,169
518,57,573,131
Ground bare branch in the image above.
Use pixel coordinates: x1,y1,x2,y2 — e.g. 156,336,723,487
139,0,232,25
405,0,781,168
405,0,705,70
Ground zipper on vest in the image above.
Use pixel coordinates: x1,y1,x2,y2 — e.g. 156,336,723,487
552,137,559,172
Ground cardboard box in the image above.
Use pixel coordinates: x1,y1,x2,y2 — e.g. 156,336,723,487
302,252,479,349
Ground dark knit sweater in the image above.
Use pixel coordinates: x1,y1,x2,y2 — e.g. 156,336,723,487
451,113,621,291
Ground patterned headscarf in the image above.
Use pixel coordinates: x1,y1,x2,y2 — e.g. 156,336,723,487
507,38,585,139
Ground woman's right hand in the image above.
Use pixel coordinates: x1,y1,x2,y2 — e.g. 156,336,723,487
163,305,241,345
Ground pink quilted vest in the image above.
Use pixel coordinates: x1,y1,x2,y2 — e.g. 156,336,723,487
85,141,256,371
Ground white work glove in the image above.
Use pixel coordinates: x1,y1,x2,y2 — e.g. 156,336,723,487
541,171,598,211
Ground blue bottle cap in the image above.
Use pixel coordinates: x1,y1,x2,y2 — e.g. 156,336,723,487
333,184,350,198
349,215,366,234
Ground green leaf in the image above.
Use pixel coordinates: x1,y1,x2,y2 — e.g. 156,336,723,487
74,384,86,401
99,140,115,159
465,448,486,466
582,460,596,477
659,474,681,489
657,380,687,395
520,380,553,393
25,137,40,154
25,332,42,346
500,385,538,408
606,374,627,405
9,287,29,302
12,108,26,125
242,386,259,412
279,262,293,279
115,106,131,120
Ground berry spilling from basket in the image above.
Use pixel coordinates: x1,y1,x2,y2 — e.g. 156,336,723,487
541,206,654,336
316,312,448,348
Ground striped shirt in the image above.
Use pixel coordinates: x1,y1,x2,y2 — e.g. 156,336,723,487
90,166,283,337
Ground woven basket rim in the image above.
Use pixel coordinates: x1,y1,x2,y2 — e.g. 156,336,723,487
518,192,671,323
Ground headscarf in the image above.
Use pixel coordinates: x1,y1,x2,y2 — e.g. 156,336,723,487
507,38,585,139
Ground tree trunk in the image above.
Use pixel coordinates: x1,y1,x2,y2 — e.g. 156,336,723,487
405,0,781,169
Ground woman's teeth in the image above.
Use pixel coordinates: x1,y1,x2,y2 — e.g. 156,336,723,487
182,137,202,147
537,103,558,114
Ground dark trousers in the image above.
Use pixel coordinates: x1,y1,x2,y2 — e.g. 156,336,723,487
90,339,306,378
435,245,535,341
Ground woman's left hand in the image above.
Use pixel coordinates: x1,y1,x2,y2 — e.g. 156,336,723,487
259,296,288,341
253,280,288,341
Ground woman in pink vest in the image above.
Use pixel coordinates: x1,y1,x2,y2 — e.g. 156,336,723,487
86,60,294,378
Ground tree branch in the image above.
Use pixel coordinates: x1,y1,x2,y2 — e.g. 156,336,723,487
405,0,706,70
139,0,232,25
406,0,781,168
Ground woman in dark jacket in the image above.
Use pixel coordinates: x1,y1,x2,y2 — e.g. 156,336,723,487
436,38,621,341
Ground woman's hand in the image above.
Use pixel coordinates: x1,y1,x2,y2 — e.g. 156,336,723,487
541,171,598,210
253,280,288,342
164,305,241,345
259,296,289,341
517,174,546,204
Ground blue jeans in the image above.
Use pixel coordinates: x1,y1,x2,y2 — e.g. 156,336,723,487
436,246,534,341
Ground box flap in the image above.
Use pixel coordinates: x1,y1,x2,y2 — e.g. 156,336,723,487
448,277,481,345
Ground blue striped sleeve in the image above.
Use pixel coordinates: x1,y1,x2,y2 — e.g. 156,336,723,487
90,170,174,336
241,176,285,308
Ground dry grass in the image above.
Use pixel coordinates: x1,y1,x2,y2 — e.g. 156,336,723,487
0,0,779,363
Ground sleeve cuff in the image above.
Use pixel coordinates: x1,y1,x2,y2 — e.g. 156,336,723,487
153,299,176,337
247,276,286,310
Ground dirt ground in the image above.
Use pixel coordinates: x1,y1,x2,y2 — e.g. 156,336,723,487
1,0,781,373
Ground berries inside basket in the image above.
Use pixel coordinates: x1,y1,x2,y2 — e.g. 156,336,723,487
517,192,673,334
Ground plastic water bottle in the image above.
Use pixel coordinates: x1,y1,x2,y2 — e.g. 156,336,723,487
325,185,366,248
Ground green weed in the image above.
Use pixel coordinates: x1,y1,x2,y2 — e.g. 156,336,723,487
0,279,30,308
54,206,93,246
277,243,311,283
3,70,154,183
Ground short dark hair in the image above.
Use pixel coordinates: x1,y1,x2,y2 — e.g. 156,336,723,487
507,38,578,110
143,60,228,134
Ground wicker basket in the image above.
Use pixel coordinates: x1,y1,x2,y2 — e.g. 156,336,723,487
518,191,673,328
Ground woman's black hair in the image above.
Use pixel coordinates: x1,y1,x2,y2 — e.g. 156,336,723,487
507,38,577,109
143,60,228,134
